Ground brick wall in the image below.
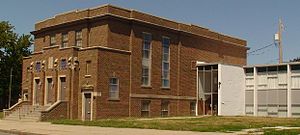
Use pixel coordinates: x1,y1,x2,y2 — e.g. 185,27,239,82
41,101,68,121
24,4,247,120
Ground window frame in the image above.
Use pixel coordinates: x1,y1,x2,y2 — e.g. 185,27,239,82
190,101,196,116
141,32,152,87
75,30,82,47
35,61,41,72
48,57,54,69
60,59,67,70
86,61,91,75
61,32,68,48
50,34,56,46
161,100,169,117
141,100,150,117
161,36,170,88
109,77,119,100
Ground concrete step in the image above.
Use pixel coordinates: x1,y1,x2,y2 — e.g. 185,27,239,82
4,115,40,119
4,117,40,122
5,105,49,122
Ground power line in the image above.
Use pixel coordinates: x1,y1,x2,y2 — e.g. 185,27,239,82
247,43,275,55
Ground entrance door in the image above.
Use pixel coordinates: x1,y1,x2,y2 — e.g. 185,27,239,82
46,78,54,105
59,77,66,101
34,79,40,105
84,93,92,121
199,65,218,115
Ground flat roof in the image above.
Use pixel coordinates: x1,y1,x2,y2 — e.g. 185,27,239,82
33,4,246,47
244,62,300,68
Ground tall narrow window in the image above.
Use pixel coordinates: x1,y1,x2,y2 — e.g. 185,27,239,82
50,35,56,46
141,100,150,117
86,61,91,75
60,59,67,70
75,30,82,47
162,37,170,88
142,33,152,86
36,62,41,72
48,57,54,69
109,78,119,100
61,33,68,48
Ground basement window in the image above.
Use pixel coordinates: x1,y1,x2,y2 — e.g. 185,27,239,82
190,101,196,116
161,100,169,117
141,100,150,117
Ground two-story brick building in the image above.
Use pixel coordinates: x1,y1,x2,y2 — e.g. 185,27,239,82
4,4,247,121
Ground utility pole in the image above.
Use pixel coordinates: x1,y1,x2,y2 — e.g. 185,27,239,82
8,68,13,108
278,18,283,63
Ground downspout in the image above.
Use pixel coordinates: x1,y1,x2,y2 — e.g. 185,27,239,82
196,66,199,116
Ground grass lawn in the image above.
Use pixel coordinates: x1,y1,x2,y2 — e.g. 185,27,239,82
51,116,300,133
263,129,300,135
0,112,3,119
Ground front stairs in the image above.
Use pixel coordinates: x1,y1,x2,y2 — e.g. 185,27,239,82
4,104,48,122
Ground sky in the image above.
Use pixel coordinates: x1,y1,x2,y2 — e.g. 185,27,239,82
1,0,299,65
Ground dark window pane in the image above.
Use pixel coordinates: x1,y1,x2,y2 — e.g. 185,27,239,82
163,63,169,70
142,50,149,59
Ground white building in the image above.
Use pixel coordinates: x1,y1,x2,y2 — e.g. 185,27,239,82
197,62,300,117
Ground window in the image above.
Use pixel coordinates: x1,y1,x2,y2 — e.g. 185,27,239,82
48,57,54,69
75,30,82,47
162,37,170,88
161,100,169,117
142,33,152,86
86,61,91,75
50,35,56,46
141,100,150,117
109,78,119,100
60,59,67,70
61,33,68,48
190,102,196,116
35,62,41,72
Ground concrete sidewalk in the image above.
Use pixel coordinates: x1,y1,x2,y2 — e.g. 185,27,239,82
0,120,234,135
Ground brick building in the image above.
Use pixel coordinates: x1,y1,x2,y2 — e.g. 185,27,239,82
4,4,247,121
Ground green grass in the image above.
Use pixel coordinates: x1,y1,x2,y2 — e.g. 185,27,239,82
51,116,300,132
0,112,3,119
263,129,300,135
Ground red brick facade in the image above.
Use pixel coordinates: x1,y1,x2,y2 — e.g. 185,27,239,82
22,4,247,120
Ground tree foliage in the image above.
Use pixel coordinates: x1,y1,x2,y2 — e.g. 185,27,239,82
0,21,32,109
290,57,300,62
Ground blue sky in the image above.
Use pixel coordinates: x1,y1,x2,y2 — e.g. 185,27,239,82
1,0,299,65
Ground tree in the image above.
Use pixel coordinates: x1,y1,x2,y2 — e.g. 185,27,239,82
290,57,300,62
0,21,32,109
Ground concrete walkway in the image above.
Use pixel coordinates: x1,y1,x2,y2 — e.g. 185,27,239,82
0,120,234,135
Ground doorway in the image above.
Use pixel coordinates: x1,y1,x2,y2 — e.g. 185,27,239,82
198,65,218,115
33,78,40,105
45,77,54,105
58,77,66,101
83,93,92,121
